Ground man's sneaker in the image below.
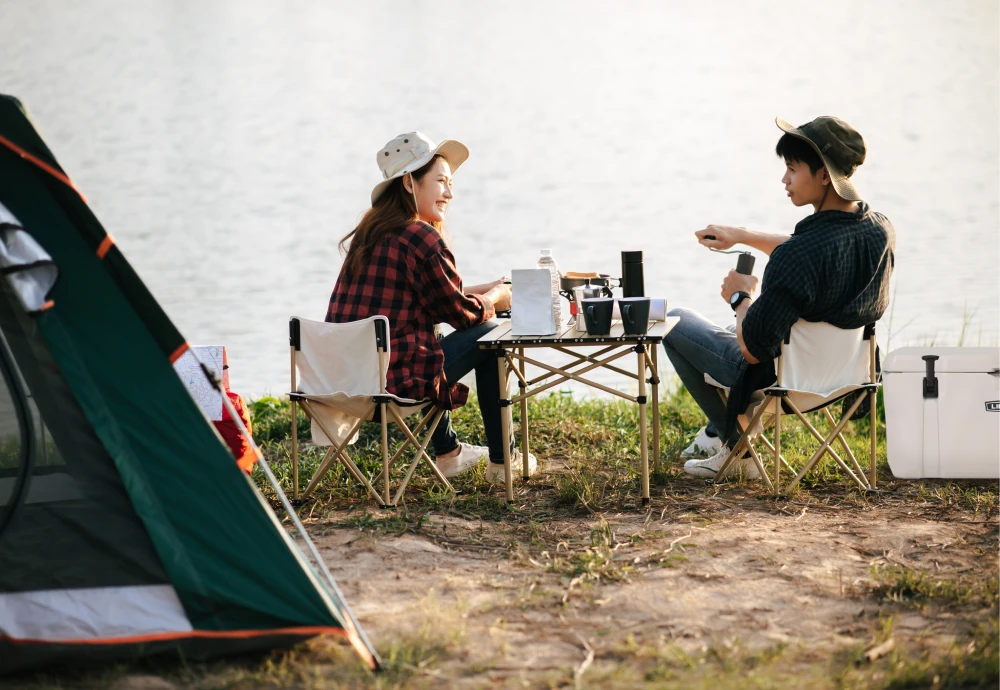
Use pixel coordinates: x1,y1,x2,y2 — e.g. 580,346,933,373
683,446,759,480
435,444,488,478
485,450,538,481
680,426,723,459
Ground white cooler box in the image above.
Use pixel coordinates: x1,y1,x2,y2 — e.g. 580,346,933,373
883,347,1000,478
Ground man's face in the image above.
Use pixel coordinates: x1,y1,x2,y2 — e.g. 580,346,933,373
781,159,829,207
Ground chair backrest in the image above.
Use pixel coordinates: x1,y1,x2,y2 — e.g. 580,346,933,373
291,315,390,398
779,319,871,395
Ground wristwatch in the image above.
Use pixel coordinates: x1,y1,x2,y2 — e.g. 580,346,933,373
730,291,751,312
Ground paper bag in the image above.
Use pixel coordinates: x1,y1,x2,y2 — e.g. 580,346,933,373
511,269,556,335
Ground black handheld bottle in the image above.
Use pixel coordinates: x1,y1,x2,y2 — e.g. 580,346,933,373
621,250,645,297
736,252,755,276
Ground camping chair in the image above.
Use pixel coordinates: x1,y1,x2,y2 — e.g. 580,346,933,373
707,319,879,494
288,315,453,508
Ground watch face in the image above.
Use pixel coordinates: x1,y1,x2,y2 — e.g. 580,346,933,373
730,292,741,305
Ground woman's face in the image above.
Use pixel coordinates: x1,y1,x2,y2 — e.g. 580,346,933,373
409,157,454,224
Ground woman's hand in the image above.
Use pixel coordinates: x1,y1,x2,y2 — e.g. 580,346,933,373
485,282,512,312
695,225,745,251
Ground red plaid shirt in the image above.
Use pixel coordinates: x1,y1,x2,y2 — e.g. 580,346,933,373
326,221,494,409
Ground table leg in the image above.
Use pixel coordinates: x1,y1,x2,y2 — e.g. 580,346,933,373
650,345,660,474
497,352,514,503
518,347,530,479
637,347,649,507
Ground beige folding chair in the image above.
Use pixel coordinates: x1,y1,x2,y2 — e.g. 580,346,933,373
707,320,880,494
287,315,453,508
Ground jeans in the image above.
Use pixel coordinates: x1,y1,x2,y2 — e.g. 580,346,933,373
428,320,511,463
661,307,746,448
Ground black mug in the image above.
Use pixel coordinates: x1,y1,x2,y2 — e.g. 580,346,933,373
582,297,614,336
618,297,650,335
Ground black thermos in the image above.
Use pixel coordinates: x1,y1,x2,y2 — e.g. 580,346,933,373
621,250,645,298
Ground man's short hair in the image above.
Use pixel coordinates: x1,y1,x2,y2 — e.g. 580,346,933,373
775,133,824,174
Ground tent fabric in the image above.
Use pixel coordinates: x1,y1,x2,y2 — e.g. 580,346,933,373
0,585,192,641
0,94,377,673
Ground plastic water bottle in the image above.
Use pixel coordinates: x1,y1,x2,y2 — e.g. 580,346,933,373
536,248,562,330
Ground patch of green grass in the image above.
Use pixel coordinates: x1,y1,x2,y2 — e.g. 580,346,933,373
870,564,1000,607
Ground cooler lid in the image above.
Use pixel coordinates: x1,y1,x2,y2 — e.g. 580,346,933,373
884,347,1000,374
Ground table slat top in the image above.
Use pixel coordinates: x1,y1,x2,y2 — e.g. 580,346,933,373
478,317,678,347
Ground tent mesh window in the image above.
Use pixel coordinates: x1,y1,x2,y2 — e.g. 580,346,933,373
0,283,168,591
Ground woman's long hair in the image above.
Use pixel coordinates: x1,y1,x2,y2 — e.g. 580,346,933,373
339,155,446,281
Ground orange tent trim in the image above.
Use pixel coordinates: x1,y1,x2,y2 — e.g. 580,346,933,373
168,342,190,363
1,625,347,647
0,133,88,203
96,234,115,259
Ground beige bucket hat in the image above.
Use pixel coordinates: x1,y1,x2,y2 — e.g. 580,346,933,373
776,116,866,201
371,132,469,204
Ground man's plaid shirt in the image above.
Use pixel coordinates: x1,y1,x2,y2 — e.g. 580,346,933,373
742,202,896,360
326,221,494,410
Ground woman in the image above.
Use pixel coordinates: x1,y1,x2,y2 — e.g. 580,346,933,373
326,132,536,480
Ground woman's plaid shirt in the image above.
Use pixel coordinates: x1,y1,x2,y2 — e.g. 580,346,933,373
326,221,494,410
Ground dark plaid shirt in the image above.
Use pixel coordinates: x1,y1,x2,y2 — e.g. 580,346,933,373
742,202,896,361
725,202,895,439
326,221,494,410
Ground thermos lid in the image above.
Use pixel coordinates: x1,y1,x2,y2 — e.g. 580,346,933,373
621,250,643,263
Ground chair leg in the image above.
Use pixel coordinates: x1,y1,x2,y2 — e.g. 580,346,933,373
869,389,878,490
715,398,771,483
391,408,448,505
773,395,782,495
822,407,870,489
290,399,299,501
785,395,868,491
299,401,381,503
386,406,454,492
380,402,392,507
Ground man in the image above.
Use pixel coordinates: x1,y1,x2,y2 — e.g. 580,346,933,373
665,116,896,478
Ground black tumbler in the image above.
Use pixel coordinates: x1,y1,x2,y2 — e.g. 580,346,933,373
621,250,645,297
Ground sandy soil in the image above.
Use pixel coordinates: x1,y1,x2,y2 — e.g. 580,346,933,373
317,490,997,687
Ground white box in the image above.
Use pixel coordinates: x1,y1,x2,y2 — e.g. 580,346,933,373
883,347,1000,478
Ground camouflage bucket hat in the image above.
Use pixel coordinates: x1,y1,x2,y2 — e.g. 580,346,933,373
776,116,866,201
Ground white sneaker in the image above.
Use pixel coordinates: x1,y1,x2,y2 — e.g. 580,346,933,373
485,450,538,481
435,444,488,478
681,426,724,459
683,446,760,480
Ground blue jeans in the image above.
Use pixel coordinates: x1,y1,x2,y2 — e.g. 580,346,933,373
661,307,746,448
429,320,511,463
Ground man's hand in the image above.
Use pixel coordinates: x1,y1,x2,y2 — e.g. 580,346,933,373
466,277,506,296
696,225,745,251
720,269,759,303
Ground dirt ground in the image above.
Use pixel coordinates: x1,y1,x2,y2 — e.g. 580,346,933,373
314,476,997,688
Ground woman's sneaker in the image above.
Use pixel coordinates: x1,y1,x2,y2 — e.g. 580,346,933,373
681,426,723,459
435,444,488,478
683,446,759,480
485,450,538,481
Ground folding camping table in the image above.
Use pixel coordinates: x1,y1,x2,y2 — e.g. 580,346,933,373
477,317,679,506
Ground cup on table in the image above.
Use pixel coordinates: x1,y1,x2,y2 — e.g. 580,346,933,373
618,297,651,335
582,297,614,336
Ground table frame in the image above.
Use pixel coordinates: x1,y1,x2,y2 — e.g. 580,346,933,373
478,318,678,506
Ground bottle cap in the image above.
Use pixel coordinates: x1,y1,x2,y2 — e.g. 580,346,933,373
540,249,552,256
621,250,643,263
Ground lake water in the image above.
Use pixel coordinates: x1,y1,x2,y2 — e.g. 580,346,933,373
2,0,998,397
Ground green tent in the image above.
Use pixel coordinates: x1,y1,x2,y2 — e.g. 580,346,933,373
0,94,378,674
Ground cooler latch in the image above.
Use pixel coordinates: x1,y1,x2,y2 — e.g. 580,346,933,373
922,355,939,399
